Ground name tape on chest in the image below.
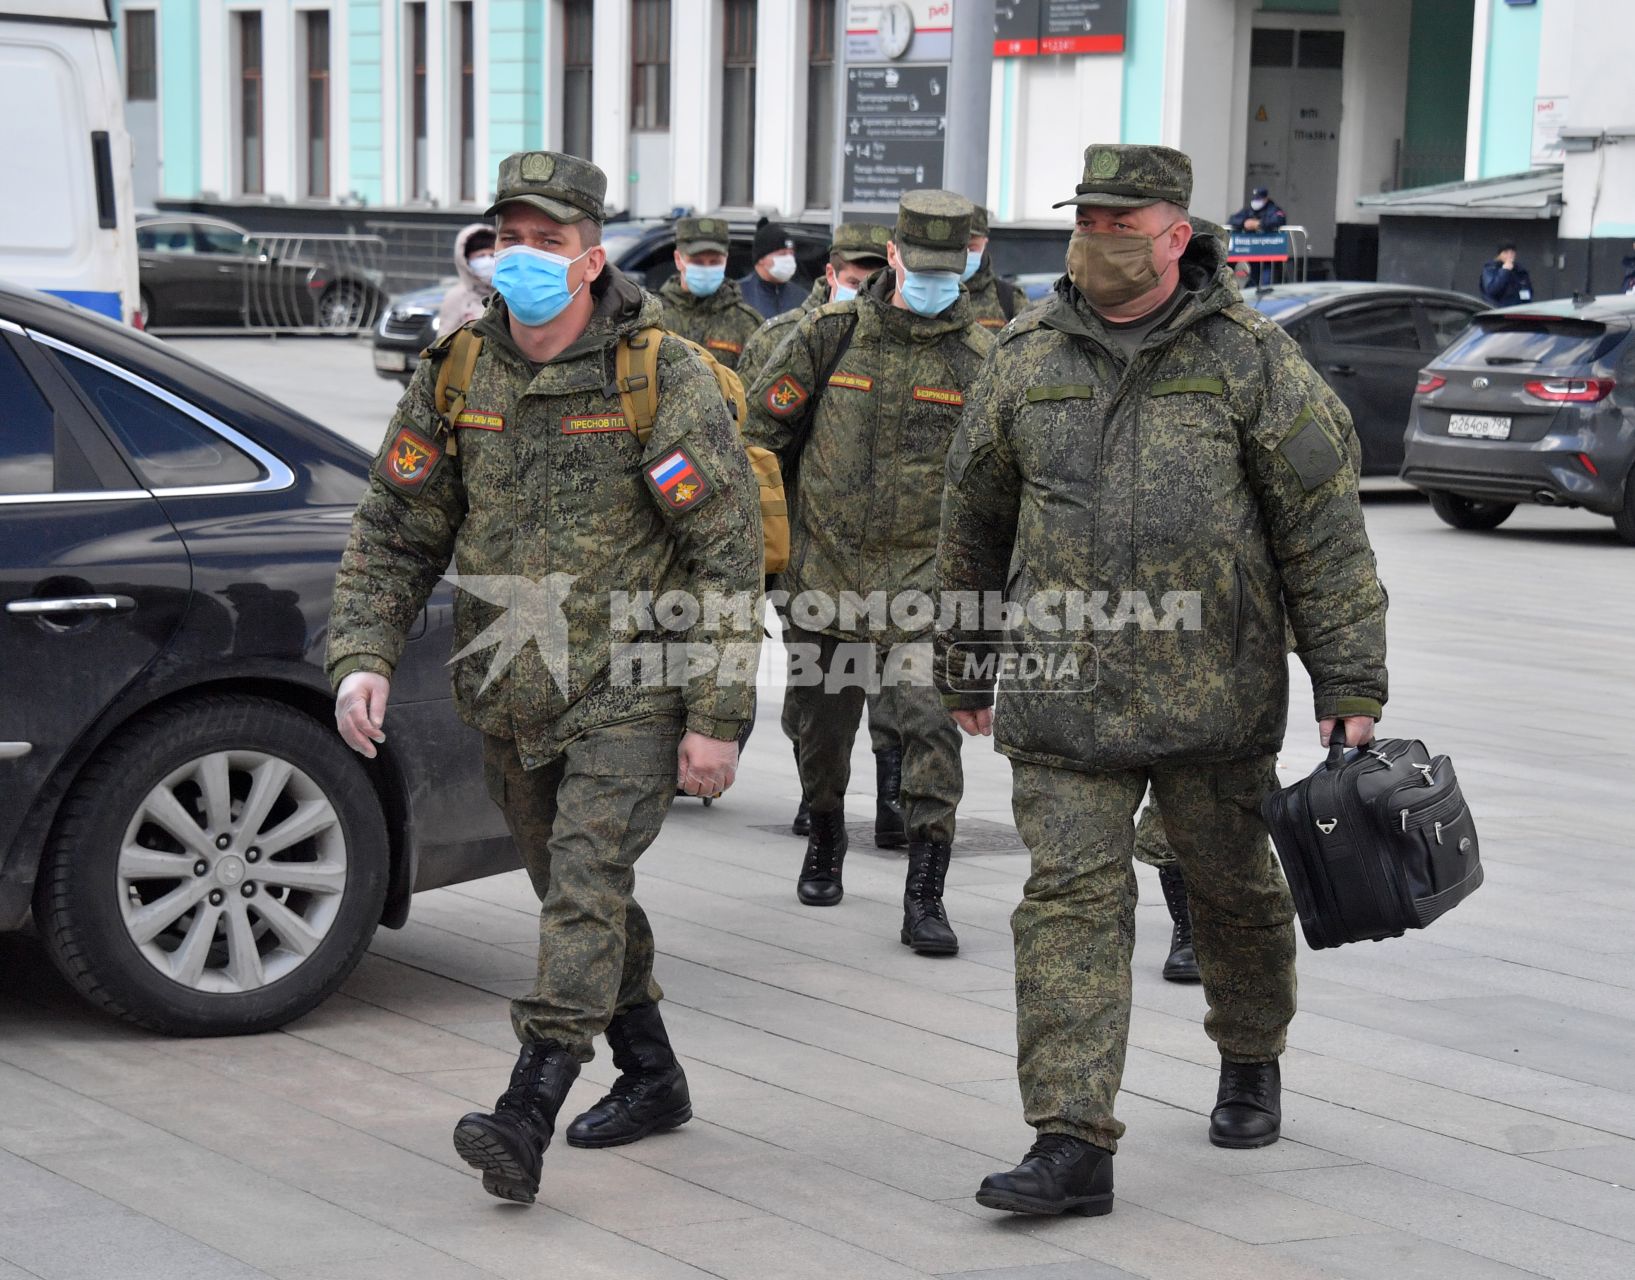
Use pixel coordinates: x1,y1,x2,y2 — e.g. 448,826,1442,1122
977,318,1006,330
454,409,505,431
913,386,965,407
706,338,743,356
764,373,808,416
828,371,873,392
645,446,715,512
561,412,630,435
377,425,443,491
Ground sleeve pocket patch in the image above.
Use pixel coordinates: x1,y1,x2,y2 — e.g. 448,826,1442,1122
1024,384,1095,403
1278,414,1344,492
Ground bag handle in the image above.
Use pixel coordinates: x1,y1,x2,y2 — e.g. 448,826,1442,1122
1326,722,1350,770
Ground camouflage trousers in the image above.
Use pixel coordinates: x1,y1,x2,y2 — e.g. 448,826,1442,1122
1010,754,1296,1153
784,626,962,845
482,717,681,1061
1134,797,1177,868
779,638,901,755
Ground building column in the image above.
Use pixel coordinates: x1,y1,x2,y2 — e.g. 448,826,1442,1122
669,1,721,212
754,0,803,214
263,0,296,199
348,0,385,206
591,0,631,214
1160,0,1240,224
488,0,545,188
159,0,202,200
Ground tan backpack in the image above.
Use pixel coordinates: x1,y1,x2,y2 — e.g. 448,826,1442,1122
433,326,789,574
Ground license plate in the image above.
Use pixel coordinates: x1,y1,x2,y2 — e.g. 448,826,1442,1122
373,348,408,372
1446,413,1511,440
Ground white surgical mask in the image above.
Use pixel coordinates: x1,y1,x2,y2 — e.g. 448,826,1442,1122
1250,198,1268,211
467,252,496,283
768,254,797,283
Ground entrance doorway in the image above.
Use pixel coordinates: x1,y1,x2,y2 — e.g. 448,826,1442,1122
1245,28,1344,259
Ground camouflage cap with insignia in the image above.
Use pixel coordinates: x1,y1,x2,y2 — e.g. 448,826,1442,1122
675,214,731,255
830,220,891,265
971,204,991,236
894,189,974,273
486,150,606,223
1052,143,1192,211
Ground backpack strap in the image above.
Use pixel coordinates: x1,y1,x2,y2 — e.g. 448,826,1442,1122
431,327,484,456
615,326,664,444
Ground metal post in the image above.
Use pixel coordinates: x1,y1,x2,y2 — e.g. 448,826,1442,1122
944,7,992,208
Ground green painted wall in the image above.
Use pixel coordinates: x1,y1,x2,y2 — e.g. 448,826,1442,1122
157,0,201,199
1401,0,1472,188
1479,0,1541,177
1120,0,1167,144
349,0,384,205
488,0,545,175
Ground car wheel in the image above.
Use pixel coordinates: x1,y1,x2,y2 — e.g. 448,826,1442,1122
1613,468,1635,546
33,695,389,1036
317,282,371,332
1426,491,1516,531
138,287,156,328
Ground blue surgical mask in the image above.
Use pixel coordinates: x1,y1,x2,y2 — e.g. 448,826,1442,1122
900,269,961,317
961,249,983,282
683,262,726,296
492,244,589,326
830,282,858,304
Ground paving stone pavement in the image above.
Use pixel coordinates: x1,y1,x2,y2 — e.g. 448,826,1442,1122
3,341,1634,1278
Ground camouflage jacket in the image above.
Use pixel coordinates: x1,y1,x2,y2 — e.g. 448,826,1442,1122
937,232,1387,772
327,270,764,762
656,276,764,371
737,279,829,386
744,270,993,647
964,262,1014,333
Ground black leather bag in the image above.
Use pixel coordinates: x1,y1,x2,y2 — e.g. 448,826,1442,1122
1261,731,1483,950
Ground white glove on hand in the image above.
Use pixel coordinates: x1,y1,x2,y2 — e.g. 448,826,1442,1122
335,671,390,758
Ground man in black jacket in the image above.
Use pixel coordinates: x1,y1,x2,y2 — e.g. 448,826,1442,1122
1480,244,1534,308
739,218,802,319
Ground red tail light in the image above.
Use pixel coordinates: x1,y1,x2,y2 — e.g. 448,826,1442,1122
131,309,145,331
1415,372,1446,394
1523,377,1615,403
1578,452,1600,476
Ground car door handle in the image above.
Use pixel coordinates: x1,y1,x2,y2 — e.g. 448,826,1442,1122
0,742,32,760
7,595,136,615
1325,364,1357,377
217,265,236,274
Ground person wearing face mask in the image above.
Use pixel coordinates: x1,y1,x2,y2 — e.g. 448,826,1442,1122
938,144,1386,1216
738,217,802,319
737,221,905,846
436,223,499,333
656,215,764,370
961,204,1021,331
1228,187,1287,286
744,190,992,956
326,151,764,1206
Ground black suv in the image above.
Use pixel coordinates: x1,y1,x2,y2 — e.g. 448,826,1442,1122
1400,296,1635,543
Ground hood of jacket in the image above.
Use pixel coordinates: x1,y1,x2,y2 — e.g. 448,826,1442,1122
452,222,498,297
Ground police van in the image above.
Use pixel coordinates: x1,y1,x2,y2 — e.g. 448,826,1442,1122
0,0,138,324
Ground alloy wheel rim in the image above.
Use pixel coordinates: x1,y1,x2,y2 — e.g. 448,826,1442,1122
116,750,347,993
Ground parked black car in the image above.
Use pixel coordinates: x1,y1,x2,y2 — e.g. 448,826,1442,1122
372,217,835,384
0,283,511,1035
137,214,386,332
1244,282,1487,475
1401,295,1635,542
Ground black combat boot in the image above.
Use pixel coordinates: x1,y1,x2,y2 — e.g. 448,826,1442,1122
873,746,907,849
791,745,811,836
1156,863,1201,984
976,1134,1115,1216
452,1039,581,1204
566,1002,692,1148
797,808,847,906
901,841,958,955
1209,1058,1282,1148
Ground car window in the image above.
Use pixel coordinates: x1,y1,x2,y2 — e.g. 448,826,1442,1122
1440,315,1620,368
195,224,252,256
1423,304,1479,352
0,339,55,495
56,354,262,489
1324,303,1420,350
138,222,196,254
1246,294,1308,321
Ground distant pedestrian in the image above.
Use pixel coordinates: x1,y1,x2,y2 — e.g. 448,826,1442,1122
739,218,801,319
1228,187,1286,287
436,223,497,332
1479,244,1534,308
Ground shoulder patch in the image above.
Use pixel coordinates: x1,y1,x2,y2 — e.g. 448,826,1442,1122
377,425,444,490
765,373,809,415
645,446,715,512
1279,410,1345,492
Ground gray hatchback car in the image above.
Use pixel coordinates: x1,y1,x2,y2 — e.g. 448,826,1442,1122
1400,295,1635,543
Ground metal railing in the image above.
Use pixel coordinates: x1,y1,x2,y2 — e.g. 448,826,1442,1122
238,232,388,334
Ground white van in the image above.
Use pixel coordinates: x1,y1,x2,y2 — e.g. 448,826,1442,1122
0,1,138,324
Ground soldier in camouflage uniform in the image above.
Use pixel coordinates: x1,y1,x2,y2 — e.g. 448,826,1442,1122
961,204,1022,332
938,145,1386,1216
657,215,765,371
327,152,763,1206
739,222,908,844
744,191,993,955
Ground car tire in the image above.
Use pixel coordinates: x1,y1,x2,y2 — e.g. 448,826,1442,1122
33,695,389,1036
1427,491,1516,532
317,282,373,332
138,287,156,328
1613,468,1635,546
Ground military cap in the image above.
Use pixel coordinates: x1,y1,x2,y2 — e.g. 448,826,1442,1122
893,189,974,273
830,220,891,265
675,215,731,255
486,151,606,223
971,204,991,236
1052,143,1192,210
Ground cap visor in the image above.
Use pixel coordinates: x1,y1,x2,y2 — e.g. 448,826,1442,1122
833,248,888,266
677,238,729,255
897,243,968,273
1050,193,1162,210
485,193,590,222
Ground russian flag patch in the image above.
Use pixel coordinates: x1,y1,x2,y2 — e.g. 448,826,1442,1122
644,446,714,511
